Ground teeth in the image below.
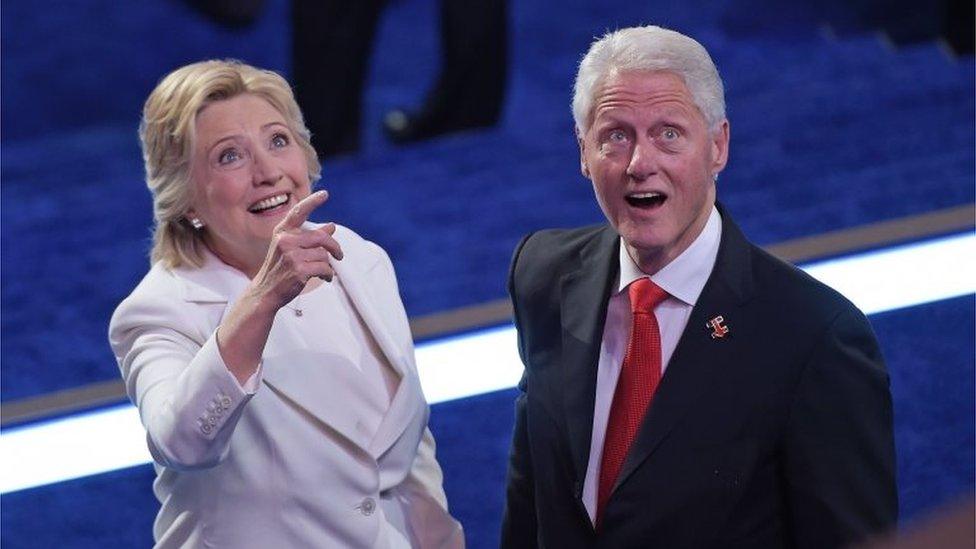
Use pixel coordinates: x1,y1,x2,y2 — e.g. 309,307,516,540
630,192,663,199
249,194,288,212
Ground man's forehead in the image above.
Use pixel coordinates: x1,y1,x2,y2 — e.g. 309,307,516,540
597,69,690,97
591,71,697,117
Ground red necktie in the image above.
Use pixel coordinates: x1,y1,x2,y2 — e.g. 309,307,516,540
596,277,669,526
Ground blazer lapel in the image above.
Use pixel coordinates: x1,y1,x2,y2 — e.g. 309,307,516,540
329,236,419,459
258,233,417,456
560,227,620,491
613,209,757,492
331,252,410,379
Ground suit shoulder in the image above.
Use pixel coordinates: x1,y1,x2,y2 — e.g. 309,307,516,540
522,224,609,251
750,244,867,325
114,263,184,313
108,264,196,343
513,224,609,274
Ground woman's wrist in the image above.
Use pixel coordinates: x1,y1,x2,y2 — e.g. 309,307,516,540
239,280,283,319
217,286,277,385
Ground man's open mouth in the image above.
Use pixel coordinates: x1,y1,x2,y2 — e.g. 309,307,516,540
625,191,667,209
248,193,290,214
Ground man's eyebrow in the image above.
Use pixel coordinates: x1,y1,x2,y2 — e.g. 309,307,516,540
592,115,635,133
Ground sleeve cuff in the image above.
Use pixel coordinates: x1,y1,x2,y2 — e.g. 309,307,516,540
238,362,264,394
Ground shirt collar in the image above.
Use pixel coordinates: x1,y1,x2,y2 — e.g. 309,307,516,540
616,205,722,306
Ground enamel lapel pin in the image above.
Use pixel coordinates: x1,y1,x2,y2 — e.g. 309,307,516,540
707,315,729,339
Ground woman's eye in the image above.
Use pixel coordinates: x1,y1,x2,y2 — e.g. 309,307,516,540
271,133,289,148
218,148,241,165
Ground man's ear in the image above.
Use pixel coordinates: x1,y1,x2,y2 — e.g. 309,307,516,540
577,127,591,179
710,119,730,176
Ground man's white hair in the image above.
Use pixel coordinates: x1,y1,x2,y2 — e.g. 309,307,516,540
572,25,726,134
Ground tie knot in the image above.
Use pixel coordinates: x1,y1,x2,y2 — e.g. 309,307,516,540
628,278,668,314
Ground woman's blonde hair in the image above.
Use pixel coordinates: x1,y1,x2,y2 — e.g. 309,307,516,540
140,59,321,268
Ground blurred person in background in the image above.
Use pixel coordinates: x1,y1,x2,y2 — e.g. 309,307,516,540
109,59,463,548
293,0,508,156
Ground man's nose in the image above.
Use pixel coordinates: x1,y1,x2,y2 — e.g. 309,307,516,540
626,138,657,181
251,148,283,185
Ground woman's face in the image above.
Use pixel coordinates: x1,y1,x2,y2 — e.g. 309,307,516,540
187,93,312,275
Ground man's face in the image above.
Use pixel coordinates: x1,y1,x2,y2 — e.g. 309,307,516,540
578,70,729,274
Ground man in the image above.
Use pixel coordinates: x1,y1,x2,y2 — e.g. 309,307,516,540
501,25,897,548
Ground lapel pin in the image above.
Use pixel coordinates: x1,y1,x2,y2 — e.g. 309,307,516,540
707,315,729,339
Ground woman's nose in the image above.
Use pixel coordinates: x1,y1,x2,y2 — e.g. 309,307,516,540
251,148,283,185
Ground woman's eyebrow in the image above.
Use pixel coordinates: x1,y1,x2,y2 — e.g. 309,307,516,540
261,121,289,131
205,134,240,155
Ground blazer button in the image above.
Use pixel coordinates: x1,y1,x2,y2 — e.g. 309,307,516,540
359,497,375,516
201,424,212,435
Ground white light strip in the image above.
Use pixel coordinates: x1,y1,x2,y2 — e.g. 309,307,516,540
415,325,523,404
2,233,973,494
801,233,975,315
0,404,151,493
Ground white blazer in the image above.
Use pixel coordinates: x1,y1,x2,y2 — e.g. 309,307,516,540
109,225,464,548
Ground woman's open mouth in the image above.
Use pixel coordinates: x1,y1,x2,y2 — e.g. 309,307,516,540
248,193,290,215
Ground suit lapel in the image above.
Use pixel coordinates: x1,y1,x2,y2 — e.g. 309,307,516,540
329,234,419,458
613,209,757,492
560,227,620,490
331,252,410,379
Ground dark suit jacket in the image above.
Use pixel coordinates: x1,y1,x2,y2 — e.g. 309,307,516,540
500,207,897,548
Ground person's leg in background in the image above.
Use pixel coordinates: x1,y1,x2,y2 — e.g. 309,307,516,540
292,0,387,157
384,0,508,144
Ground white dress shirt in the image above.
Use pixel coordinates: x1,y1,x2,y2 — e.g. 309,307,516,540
581,206,723,522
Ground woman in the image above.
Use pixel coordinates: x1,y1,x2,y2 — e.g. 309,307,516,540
109,60,464,548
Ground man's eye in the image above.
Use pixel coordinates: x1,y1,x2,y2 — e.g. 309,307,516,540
661,127,680,140
218,148,241,165
608,130,628,143
271,133,289,148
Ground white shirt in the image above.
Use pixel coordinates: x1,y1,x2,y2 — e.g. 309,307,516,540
581,206,723,522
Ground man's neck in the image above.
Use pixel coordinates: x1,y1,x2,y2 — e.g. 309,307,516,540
626,205,714,275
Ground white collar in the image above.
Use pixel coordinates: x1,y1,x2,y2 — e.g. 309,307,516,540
616,205,722,306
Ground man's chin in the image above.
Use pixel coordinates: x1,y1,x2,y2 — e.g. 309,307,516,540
620,237,667,271
618,223,668,254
